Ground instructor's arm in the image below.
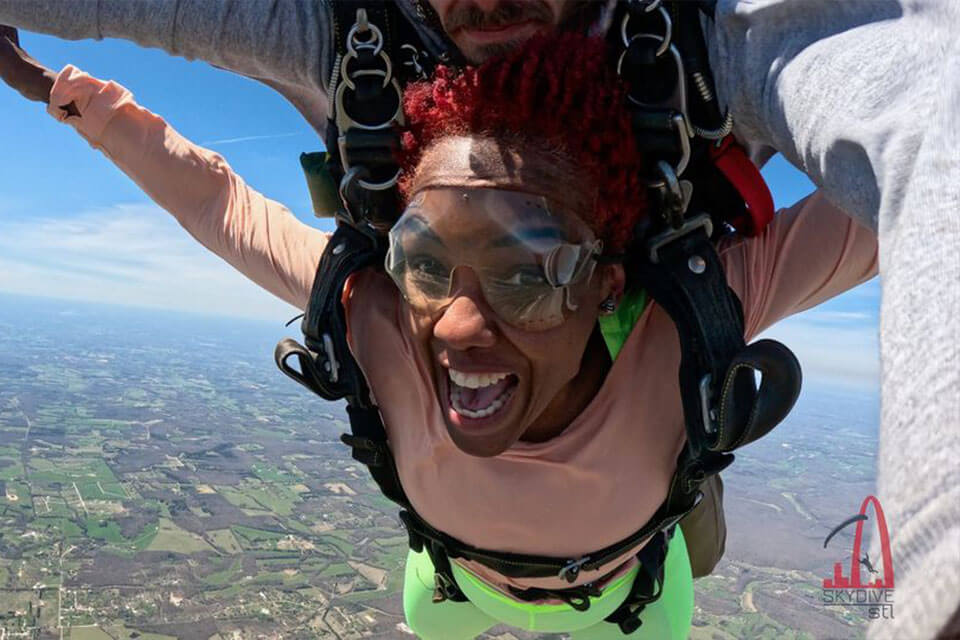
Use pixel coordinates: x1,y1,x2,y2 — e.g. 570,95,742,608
0,1,332,107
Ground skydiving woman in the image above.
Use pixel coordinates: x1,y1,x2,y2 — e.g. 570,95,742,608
0,28,877,639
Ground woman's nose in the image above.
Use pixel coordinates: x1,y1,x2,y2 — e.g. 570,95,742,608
432,270,497,350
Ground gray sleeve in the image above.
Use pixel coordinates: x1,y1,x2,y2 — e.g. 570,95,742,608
708,4,960,638
0,0,333,126
707,0,911,232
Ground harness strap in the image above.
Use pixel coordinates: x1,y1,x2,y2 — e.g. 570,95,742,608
275,224,381,403
605,528,672,634
509,583,603,612
397,494,692,583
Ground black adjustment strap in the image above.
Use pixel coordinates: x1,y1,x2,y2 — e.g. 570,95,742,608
509,583,602,612
635,218,746,455
340,433,389,467
715,339,801,450
301,225,381,401
340,129,401,170
605,528,671,635
343,406,412,509
398,510,425,553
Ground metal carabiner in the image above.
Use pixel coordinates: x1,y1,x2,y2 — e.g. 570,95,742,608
621,4,672,58
401,44,428,80
334,72,404,132
619,36,690,123
642,113,692,183
559,556,592,583
346,10,384,58
338,48,395,92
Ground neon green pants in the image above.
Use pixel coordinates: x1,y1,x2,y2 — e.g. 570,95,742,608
402,528,693,639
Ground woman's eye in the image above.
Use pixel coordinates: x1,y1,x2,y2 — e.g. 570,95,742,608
504,267,547,287
408,256,449,280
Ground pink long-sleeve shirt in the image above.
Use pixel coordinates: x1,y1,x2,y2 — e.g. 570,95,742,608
48,65,878,596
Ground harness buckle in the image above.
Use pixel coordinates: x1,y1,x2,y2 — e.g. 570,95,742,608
699,373,717,435
321,333,340,384
559,556,591,583
650,158,693,226
646,213,713,264
433,572,460,603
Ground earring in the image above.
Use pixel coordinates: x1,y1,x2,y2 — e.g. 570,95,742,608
599,296,617,315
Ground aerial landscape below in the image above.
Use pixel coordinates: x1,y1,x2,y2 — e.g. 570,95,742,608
0,294,879,639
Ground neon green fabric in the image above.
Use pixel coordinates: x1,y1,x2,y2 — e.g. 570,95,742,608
598,288,648,359
402,527,693,639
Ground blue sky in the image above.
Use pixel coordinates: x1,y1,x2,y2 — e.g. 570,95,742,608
0,32,880,391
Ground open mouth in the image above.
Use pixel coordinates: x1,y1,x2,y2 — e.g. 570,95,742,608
447,369,519,422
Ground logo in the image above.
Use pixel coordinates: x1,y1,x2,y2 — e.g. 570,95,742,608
821,495,894,619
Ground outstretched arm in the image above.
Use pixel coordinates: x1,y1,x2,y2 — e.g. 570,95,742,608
1,28,325,310
0,1,333,127
720,191,878,341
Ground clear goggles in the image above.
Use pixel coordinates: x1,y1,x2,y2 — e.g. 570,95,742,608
385,188,603,331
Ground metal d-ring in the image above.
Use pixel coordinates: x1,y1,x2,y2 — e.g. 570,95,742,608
643,114,692,185
619,36,689,120
652,159,681,193
621,4,672,57
339,48,394,91
335,74,404,133
346,14,384,58
339,161,401,200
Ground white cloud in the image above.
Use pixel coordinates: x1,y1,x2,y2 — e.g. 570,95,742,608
805,310,872,323
759,313,879,391
0,204,299,322
0,205,881,390
198,132,300,147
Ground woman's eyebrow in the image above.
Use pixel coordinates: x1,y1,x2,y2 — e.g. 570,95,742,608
405,214,447,248
485,226,565,249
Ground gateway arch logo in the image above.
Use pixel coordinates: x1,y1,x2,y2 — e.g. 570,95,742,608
821,495,895,619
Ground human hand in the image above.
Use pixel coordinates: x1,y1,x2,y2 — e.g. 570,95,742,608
0,25,77,115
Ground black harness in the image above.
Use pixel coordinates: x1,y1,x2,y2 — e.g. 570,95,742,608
276,1,802,634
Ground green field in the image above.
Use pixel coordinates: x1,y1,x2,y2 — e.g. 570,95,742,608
0,457,23,481
215,480,300,516
145,518,216,554
85,517,125,543
70,626,178,640
207,528,243,554
130,521,160,551
203,557,243,587
216,485,262,511
319,562,354,578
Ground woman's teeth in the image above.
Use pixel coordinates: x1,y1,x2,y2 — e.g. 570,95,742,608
451,386,514,419
448,369,510,389
448,369,515,419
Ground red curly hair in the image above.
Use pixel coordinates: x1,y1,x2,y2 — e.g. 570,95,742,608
399,33,646,252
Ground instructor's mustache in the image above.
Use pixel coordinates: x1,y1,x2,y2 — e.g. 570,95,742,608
444,0,554,32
